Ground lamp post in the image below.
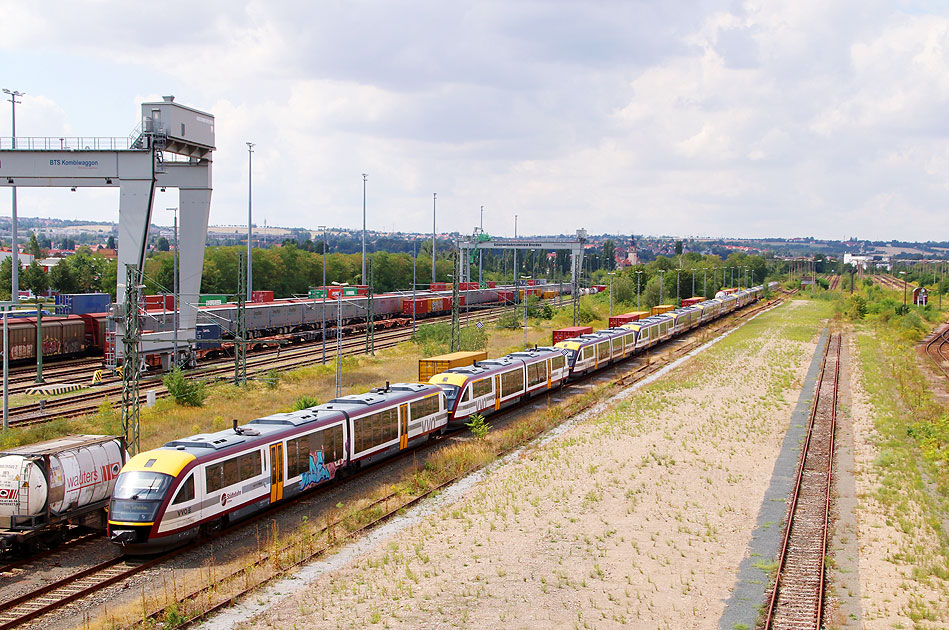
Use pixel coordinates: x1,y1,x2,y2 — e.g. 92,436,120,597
246,142,255,301
691,269,695,298
432,193,437,284
4,89,24,303
167,207,179,367
412,240,417,336
361,173,367,284
659,270,665,305
479,205,484,286
319,225,327,364
520,274,531,349
635,270,642,311
703,268,708,298
513,214,518,288
676,268,681,305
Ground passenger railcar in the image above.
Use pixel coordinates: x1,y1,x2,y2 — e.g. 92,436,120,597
428,347,569,426
109,383,447,554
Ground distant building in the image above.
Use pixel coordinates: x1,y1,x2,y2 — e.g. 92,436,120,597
0,249,35,266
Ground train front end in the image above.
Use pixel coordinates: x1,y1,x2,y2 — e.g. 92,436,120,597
108,449,195,554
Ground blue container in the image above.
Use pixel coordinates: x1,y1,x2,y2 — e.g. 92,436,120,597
56,293,111,315
195,323,222,350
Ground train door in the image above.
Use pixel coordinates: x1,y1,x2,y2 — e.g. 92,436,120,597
399,403,409,449
494,374,501,410
269,443,284,503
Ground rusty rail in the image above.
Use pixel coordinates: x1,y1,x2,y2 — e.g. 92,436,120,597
762,332,840,630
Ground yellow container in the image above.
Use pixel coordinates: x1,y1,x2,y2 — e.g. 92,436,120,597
419,350,488,381
651,304,675,316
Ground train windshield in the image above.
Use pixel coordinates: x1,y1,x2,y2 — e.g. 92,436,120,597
110,471,174,523
113,471,173,500
436,384,461,407
563,349,577,366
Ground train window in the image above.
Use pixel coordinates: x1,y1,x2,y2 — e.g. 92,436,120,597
581,347,591,361
239,451,261,481
551,354,565,371
472,379,492,398
527,361,546,387
597,342,609,360
172,474,194,505
461,387,471,402
500,368,524,397
222,457,240,488
316,424,344,462
287,435,308,479
206,464,223,493
355,409,398,453
410,395,438,419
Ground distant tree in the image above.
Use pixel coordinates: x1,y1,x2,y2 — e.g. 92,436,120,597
22,261,48,296
0,258,11,300
602,240,616,271
674,240,683,256
156,237,170,251
106,235,116,249
27,233,43,259
49,260,79,293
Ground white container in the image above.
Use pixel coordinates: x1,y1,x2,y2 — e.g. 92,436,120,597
0,435,126,528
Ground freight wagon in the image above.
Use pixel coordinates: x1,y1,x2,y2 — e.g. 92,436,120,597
0,315,92,363
0,435,127,554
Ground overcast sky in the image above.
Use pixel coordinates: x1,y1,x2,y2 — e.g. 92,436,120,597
2,1,948,242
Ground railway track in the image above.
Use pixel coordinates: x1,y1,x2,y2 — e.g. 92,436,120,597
0,531,102,575
873,274,910,291
762,332,840,630
827,275,840,291
922,324,949,382
3,296,785,629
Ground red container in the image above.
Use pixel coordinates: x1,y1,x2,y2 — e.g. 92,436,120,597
608,313,640,327
430,282,447,291
497,290,514,303
593,284,606,293
252,290,274,303
680,297,704,307
487,281,497,288
402,298,431,316
144,294,175,310
552,326,594,345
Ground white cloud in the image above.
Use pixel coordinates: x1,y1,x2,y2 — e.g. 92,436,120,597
1,0,949,241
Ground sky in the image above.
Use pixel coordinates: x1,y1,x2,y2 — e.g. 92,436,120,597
2,0,949,242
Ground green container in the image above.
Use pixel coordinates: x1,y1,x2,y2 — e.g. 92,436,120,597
199,294,228,306
343,287,358,296
308,288,328,299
